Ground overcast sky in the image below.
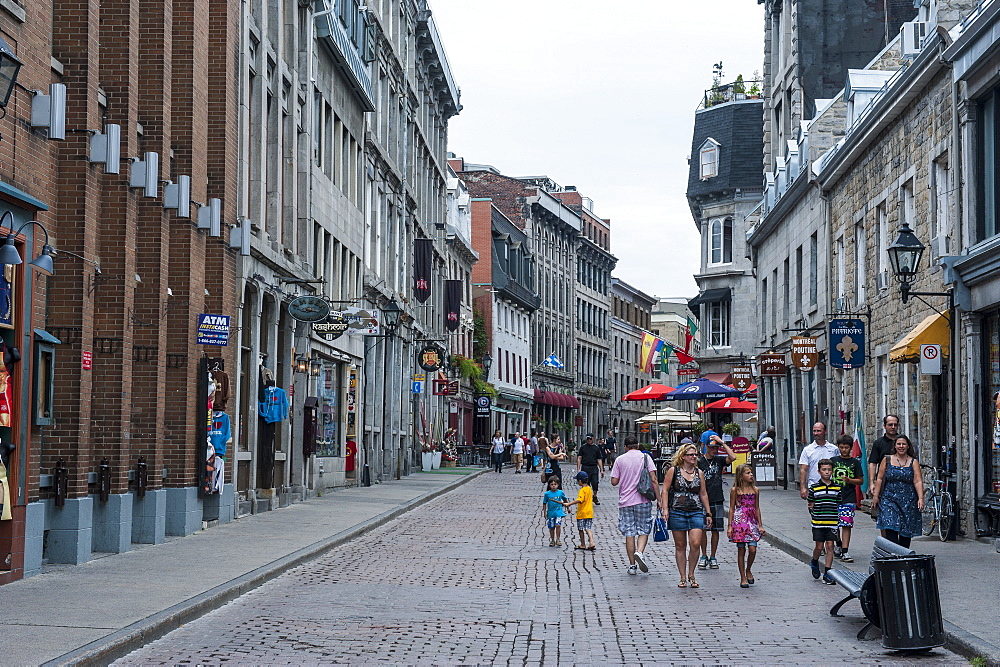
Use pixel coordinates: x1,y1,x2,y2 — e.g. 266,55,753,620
430,0,765,299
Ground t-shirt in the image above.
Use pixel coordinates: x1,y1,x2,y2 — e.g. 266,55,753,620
609,450,657,508
578,443,603,468
492,438,506,454
603,436,616,455
868,434,895,465
575,485,594,519
756,436,774,451
807,481,843,527
512,438,524,454
798,441,840,485
543,489,568,518
208,412,232,457
697,454,729,504
830,455,863,504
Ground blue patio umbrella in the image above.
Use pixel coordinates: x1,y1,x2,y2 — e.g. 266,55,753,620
662,378,742,402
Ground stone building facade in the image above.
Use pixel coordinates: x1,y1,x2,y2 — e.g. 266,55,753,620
611,279,657,437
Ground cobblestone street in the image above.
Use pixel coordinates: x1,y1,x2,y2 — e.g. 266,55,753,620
117,471,960,665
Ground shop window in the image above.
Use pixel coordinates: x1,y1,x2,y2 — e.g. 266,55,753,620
986,312,1000,495
33,340,56,426
708,300,730,348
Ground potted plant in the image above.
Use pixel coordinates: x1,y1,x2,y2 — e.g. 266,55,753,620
432,443,442,469
747,70,762,99
733,74,746,100
722,422,741,442
421,440,434,471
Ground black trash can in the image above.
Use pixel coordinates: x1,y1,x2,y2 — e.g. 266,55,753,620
872,555,945,651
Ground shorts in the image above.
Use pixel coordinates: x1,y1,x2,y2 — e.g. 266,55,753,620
667,509,706,531
546,516,564,529
707,502,725,531
577,518,593,530
736,541,758,548
812,527,838,543
838,503,856,528
617,502,654,537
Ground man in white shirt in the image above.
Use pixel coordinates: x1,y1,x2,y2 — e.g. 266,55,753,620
511,432,525,473
798,422,839,499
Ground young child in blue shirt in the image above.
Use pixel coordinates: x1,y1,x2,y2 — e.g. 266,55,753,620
542,476,569,547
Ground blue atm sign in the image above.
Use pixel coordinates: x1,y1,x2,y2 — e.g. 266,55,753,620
829,319,865,369
197,313,231,346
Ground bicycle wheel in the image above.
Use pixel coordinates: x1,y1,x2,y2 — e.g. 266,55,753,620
938,492,953,542
921,494,937,536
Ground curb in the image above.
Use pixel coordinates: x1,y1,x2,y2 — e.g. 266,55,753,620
44,469,489,667
762,528,1000,665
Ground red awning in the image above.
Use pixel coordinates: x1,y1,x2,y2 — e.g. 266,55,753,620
533,389,579,409
704,372,732,385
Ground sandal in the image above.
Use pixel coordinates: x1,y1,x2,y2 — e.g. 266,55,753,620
586,545,597,550
677,579,688,588
575,545,588,550
689,577,700,588
747,573,755,585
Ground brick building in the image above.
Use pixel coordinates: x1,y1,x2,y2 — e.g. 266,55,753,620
0,0,240,582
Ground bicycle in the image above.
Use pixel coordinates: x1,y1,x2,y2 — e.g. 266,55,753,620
921,465,953,541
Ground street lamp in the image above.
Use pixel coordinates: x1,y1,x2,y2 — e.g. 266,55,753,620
481,351,492,380
382,297,403,335
294,354,308,374
887,221,925,304
309,358,322,377
0,36,23,109
0,212,56,276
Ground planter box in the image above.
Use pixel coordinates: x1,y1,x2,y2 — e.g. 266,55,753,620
421,452,433,470
432,451,442,469
441,460,457,468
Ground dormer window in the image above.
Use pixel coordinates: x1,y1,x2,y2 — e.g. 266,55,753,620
700,138,720,180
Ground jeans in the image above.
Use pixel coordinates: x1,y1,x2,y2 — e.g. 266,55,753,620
492,452,503,473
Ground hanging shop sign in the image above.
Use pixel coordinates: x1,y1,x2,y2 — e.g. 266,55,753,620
433,379,459,396
312,312,350,341
346,368,357,434
287,296,331,323
197,313,231,346
731,365,753,391
418,344,444,372
677,367,701,377
475,394,491,418
829,319,865,369
342,307,381,335
758,352,786,377
82,350,92,371
791,337,819,372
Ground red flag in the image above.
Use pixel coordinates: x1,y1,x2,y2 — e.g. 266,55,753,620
675,348,695,365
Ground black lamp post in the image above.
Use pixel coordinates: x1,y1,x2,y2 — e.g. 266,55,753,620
382,297,403,335
481,351,492,380
887,221,926,304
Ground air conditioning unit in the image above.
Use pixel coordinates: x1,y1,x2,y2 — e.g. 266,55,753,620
900,21,929,59
931,234,950,257
876,270,892,291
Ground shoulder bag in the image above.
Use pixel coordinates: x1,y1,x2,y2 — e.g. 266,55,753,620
637,453,658,501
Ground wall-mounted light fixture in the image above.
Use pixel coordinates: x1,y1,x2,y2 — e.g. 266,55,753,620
0,211,54,275
0,36,23,109
89,124,122,174
294,354,309,374
30,83,66,140
129,152,160,198
197,198,221,236
163,175,192,218
382,297,403,336
309,359,322,377
229,216,251,255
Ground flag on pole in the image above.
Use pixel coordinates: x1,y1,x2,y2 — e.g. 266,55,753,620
660,341,673,374
639,333,658,374
541,352,564,369
685,316,698,353
674,347,695,366
853,411,869,495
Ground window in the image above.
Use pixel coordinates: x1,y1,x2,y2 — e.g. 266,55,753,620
854,221,866,306
875,202,888,284
900,179,915,236
699,139,720,180
761,277,768,337
709,218,733,264
809,233,818,306
708,300,730,348
932,156,950,251
978,88,1000,242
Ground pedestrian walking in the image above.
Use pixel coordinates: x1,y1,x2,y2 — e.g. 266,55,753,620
576,433,605,505
542,476,568,547
610,436,660,575
603,429,617,465
871,434,924,548
830,434,863,562
697,434,736,570
491,430,506,474
525,432,539,472
661,443,712,588
807,459,841,584
565,471,596,550
867,415,900,497
533,432,547,473
511,432,525,473
544,435,567,487
727,463,765,588
798,422,839,499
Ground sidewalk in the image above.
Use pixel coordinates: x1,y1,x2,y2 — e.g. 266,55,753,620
759,485,1000,663
0,468,486,666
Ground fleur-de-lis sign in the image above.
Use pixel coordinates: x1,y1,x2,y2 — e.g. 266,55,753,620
836,335,859,363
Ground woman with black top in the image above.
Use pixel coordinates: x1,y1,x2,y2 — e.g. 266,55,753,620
545,435,568,487
660,443,713,588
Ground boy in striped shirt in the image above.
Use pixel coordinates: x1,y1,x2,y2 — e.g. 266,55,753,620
807,459,841,584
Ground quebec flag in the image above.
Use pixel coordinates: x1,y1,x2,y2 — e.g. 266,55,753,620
542,352,564,369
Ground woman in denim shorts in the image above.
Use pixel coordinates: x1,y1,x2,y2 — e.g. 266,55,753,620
660,444,713,588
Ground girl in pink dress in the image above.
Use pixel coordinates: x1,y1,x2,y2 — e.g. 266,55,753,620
727,463,766,588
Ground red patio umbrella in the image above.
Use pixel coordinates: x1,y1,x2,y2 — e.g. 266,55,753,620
622,383,675,401
697,397,758,413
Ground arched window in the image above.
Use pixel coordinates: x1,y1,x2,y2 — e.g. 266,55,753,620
710,217,733,264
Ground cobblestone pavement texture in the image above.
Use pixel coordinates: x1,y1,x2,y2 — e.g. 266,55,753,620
118,471,962,665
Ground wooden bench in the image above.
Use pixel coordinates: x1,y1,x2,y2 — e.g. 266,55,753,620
826,537,916,639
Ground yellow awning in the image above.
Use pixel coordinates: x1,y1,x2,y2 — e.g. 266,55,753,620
889,313,950,363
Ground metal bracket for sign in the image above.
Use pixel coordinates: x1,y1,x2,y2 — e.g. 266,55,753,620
94,337,123,354
166,353,187,368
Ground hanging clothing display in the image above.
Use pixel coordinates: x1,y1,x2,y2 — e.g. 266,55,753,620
259,386,289,423
212,369,231,411
0,365,12,428
0,459,12,521
209,412,232,457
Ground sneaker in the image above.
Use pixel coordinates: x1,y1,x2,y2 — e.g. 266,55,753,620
594,498,600,505
697,555,709,569
834,546,843,558
633,551,648,573
822,573,837,585
839,552,854,563
627,564,638,575
708,557,719,569
810,559,821,579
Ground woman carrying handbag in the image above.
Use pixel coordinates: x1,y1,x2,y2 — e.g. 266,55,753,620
660,443,713,588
